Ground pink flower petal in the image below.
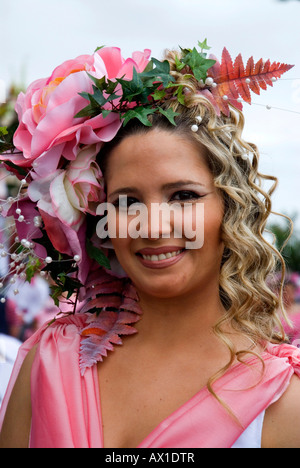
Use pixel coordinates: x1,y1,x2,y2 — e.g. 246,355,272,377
50,171,83,228
96,47,124,79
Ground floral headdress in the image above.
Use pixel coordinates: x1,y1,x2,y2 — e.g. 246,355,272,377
0,41,293,371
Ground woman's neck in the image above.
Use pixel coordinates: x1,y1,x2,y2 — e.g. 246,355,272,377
133,282,226,347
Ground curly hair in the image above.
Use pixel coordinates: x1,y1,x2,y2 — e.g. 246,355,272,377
99,48,291,407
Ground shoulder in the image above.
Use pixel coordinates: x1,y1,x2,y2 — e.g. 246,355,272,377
262,374,300,448
261,342,300,448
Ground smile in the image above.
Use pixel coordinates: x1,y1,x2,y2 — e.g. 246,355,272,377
141,249,184,261
136,247,186,269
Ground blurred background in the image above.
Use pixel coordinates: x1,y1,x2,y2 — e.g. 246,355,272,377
0,0,300,399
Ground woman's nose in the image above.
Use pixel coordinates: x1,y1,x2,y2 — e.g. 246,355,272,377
129,202,175,240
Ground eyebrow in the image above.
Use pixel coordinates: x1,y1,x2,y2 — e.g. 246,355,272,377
108,180,206,199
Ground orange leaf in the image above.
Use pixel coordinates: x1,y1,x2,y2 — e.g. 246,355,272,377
211,48,294,108
81,327,107,337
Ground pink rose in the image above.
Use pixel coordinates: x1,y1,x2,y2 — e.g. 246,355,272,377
5,47,151,175
28,144,104,230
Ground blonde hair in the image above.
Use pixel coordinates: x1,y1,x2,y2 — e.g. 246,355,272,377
161,49,292,400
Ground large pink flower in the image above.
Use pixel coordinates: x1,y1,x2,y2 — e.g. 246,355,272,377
6,47,151,175
28,144,104,230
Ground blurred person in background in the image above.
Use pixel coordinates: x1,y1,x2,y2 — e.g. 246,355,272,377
6,275,58,342
282,274,300,343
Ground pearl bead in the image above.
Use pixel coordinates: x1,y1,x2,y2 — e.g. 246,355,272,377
73,255,81,262
191,124,199,132
15,208,21,215
195,116,202,124
0,298,6,304
13,289,19,295
222,95,228,101
0,283,3,289
18,215,25,222
33,216,42,227
245,78,251,84
205,77,214,86
45,256,53,264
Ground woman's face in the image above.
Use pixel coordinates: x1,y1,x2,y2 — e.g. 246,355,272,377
104,129,224,299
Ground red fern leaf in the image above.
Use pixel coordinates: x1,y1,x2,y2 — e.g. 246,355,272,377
210,48,294,109
234,54,251,103
245,57,260,96
219,48,239,101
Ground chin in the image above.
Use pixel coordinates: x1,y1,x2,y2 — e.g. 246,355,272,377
132,275,190,300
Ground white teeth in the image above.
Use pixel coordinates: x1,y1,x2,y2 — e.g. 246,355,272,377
142,250,183,261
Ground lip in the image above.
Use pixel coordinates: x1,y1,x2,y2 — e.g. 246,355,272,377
135,247,186,269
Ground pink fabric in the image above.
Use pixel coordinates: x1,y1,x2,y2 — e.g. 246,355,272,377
1,313,300,448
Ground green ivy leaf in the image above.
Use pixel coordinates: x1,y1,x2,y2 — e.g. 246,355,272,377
158,107,180,126
86,239,111,270
86,73,107,91
26,257,41,283
74,103,99,118
139,58,174,88
94,45,105,53
101,109,112,119
122,106,156,126
117,68,146,103
0,127,8,137
198,38,211,52
174,55,185,72
182,48,216,81
151,89,166,101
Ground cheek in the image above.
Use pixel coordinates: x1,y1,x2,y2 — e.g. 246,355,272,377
203,202,224,251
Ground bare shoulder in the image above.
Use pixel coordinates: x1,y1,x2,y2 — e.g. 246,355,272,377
262,375,300,448
0,345,37,448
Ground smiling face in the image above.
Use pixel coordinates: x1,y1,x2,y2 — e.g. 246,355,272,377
103,128,224,300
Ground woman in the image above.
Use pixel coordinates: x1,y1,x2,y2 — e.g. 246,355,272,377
0,44,299,448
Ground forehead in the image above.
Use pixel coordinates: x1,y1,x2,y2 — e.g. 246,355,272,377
104,129,212,187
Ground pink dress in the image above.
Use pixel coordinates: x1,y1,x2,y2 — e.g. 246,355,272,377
0,313,300,448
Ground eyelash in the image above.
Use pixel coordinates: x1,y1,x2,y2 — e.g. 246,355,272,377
112,191,204,208
170,191,204,202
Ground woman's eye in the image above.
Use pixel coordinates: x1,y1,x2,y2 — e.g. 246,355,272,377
170,191,203,202
113,196,140,208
